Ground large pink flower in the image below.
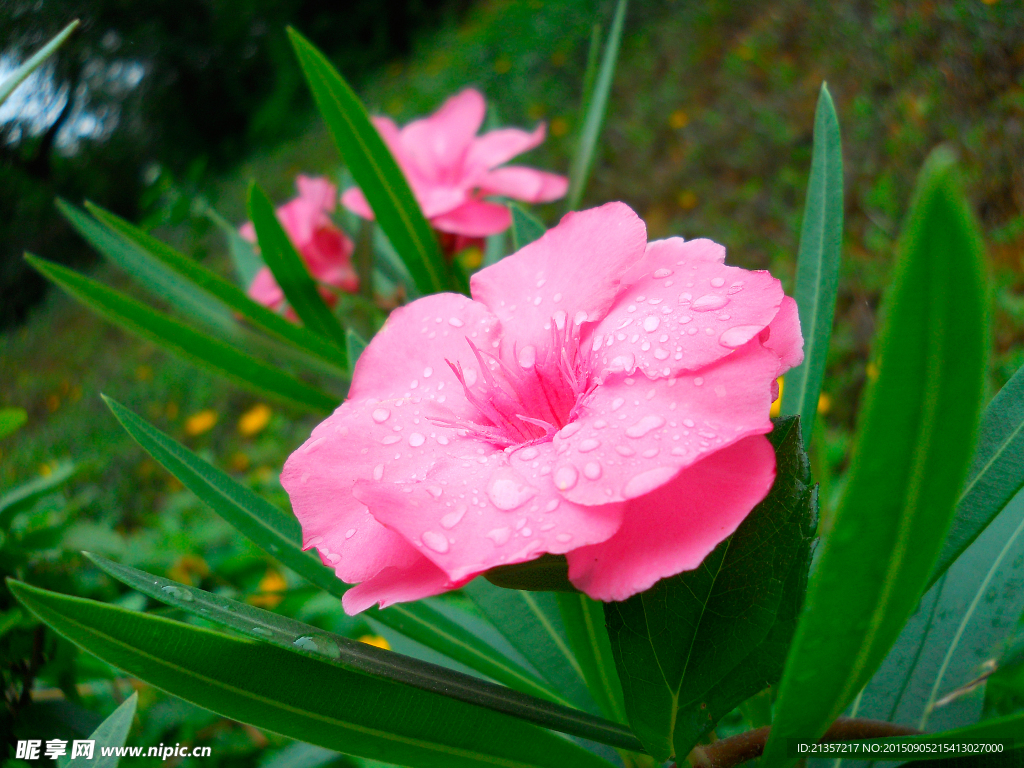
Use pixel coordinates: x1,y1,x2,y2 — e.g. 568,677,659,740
241,175,358,312
341,89,569,239
282,202,803,613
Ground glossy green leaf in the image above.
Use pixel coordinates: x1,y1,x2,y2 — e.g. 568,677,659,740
87,555,641,752
288,28,450,295
566,0,627,212
0,407,27,440
0,20,79,107
932,364,1024,584
855,711,1024,746
102,396,561,702
9,581,615,768
557,593,627,725
463,580,596,713
249,183,348,347
605,417,815,761
204,202,265,287
346,328,368,379
510,205,547,252
59,692,137,768
762,148,988,768
27,256,336,413
87,202,347,371
483,230,508,267
0,460,76,527
856,490,1024,731
779,84,844,446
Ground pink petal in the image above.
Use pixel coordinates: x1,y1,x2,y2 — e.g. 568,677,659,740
588,237,785,380
353,451,623,583
301,226,357,293
341,556,461,614
764,295,804,372
566,435,777,601
479,166,569,203
516,339,779,507
466,123,546,173
430,199,512,237
399,89,486,184
471,202,647,353
239,221,257,243
247,267,284,310
341,187,374,220
295,175,338,214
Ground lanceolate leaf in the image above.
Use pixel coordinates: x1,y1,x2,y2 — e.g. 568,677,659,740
249,183,348,348
87,202,348,371
931,364,1024,584
557,593,627,726
287,28,450,295
779,84,844,446
762,148,988,768
346,328,368,379
102,397,562,703
87,555,641,753
0,408,28,440
9,581,615,768
510,205,547,252
26,256,337,414
605,417,815,761
566,0,627,212
59,692,137,768
0,20,79,107
0,461,77,527
203,203,265,287
856,490,1024,732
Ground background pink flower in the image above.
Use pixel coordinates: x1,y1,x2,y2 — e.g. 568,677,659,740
341,88,569,239
241,175,358,312
282,202,803,613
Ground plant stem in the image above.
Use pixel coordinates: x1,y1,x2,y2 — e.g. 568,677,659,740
685,717,921,768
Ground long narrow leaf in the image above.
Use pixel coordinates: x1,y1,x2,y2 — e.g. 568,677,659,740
203,203,266,287
102,397,563,702
565,0,627,211
87,555,641,753
9,581,615,768
248,183,348,348
0,461,77,526
510,205,547,252
0,407,28,440
779,84,844,446
0,20,79,107
557,593,627,725
27,256,337,413
287,28,450,295
59,692,137,768
88,202,347,371
762,148,988,767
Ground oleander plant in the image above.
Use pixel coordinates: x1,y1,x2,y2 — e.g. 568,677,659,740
5,6,1024,768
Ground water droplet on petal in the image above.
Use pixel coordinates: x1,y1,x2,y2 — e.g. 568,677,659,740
574,310,588,326
719,325,763,349
517,446,540,461
611,397,625,411
409,433,426,447
643,315,661,333
517,345,537,369
578,438,600,453
616,445,636,456
345,528,356,539
553,465,579,490
623,466,680,499
557,422,582,439
372,408,391,423
692,294,729,312
426,485,444,499
423,367,433,378
487,527,512,546
449,317,465,327
545,498,560,512
422,531,450,553
583,461,603,480
653,268,673,278
710,276,726,288
381,435,401,445
552,310,567,330
556,533,573,543
441,504,468,529
626,415,666,438
487,469,537,511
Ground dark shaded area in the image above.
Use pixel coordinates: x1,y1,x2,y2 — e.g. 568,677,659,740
0,0,471,330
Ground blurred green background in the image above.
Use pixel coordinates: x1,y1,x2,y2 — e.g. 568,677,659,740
2,0,1023,765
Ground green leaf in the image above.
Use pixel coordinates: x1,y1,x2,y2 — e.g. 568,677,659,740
0,407,27,440
931,364,1024,584
557,593,627,726
0,20,79,107
855,711,1024,746
287,28,450,295
101,397,562,702
26,255,337,413
87,555,641,753
248,183,348,348
605,417,816,761
9,581,615,768
59,692,137,768
565,0,627,212
856,490,1024,731
762,148,988,768
346,328,368,379
779,83,844,446
87,202,347,371
510,205,547,252
203,202,266,287
0,461,77,528
483,230,509,268
463,580,597,713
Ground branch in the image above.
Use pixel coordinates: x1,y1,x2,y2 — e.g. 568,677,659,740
686,717,922,768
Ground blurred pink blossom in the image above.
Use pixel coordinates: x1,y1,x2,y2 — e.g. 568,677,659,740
241,175,358,313
342,89,568,240
282,202,803,613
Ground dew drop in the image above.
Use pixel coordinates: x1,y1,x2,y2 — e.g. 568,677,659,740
626,415,666,438
558,422,582,439
553,465,579,490
653,268,674,278
441,505,468,529
427,485,444,499
409,433,426,447
545,498,560,512
552,310,567,330
423,367,433,378
578,438,601,453
692,294,729,312
293,634,341,659
372,408,391,423
622,466,680,499
517,345,537,369
448,317,465,327
517,446,540,461
345,528,357,539
574,310,589,326
487,469,537,511
611,397,625,411
422,531,450,553
487,527,512,546
555,533,573,543
719,325,763,349
643,315,661,333
161,585,193,602
710,276,726,288
616,445,636,456
381,435,401,445
583,461,603,480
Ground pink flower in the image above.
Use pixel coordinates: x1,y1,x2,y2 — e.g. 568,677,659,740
341,89,568,239
282,203,803,613
241,175,358,312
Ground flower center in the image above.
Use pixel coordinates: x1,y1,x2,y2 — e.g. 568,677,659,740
439,322,595,449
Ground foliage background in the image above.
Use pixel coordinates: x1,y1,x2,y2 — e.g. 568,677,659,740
2,0,1023,765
